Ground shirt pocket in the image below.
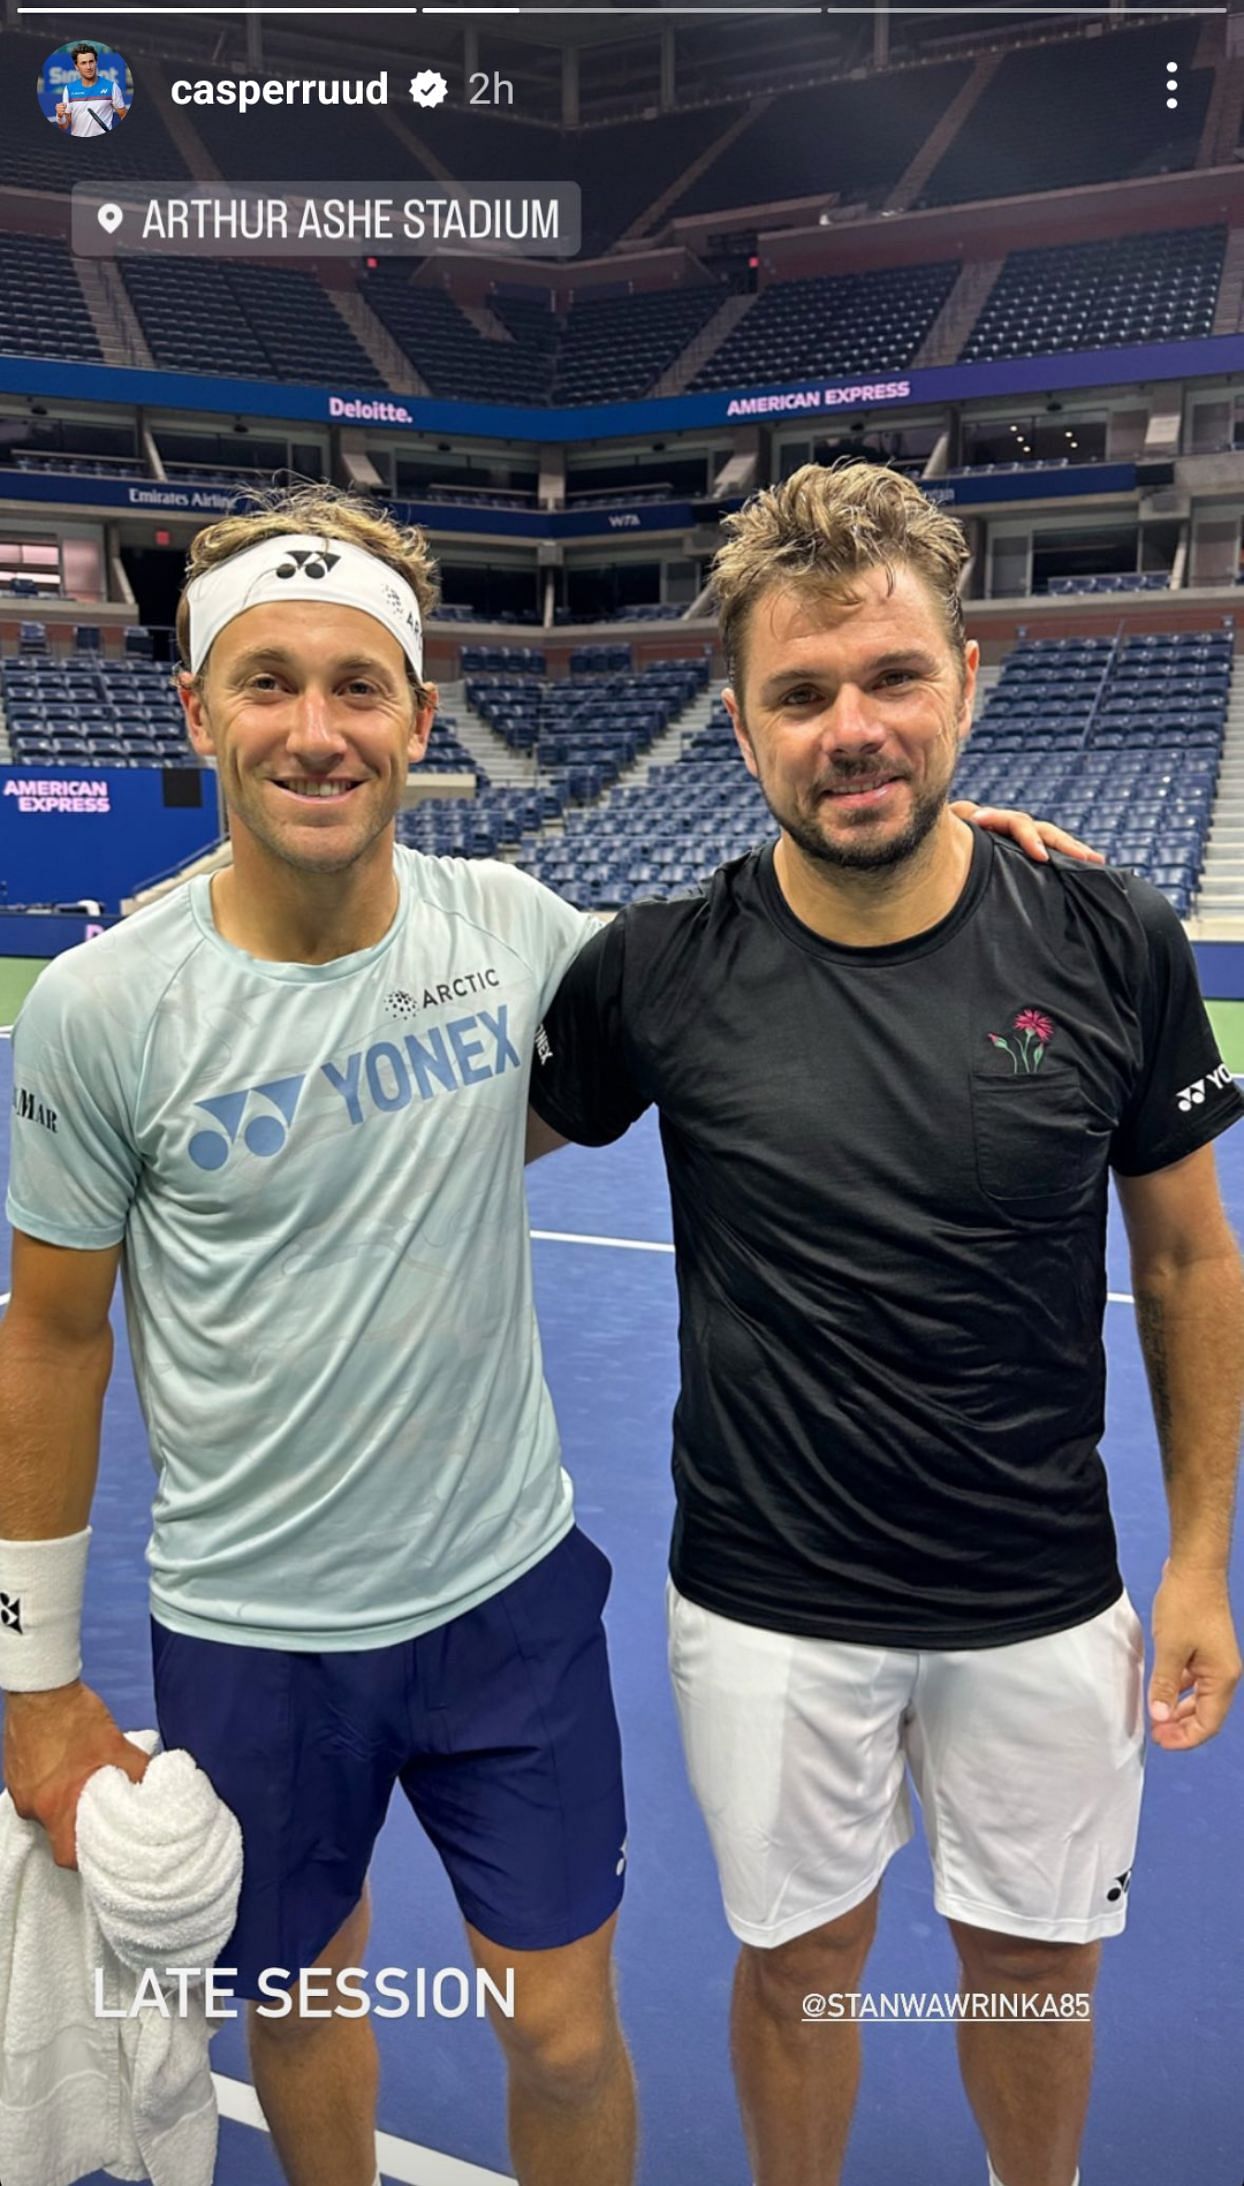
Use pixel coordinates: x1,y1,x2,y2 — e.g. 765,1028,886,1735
971,1069,1097,1210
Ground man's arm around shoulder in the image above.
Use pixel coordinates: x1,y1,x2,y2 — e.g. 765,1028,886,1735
1116,1145,1244,1751
528,910,651,1150
0,1233,147,1864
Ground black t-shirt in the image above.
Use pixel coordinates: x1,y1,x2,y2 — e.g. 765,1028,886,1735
530,830,1244,1649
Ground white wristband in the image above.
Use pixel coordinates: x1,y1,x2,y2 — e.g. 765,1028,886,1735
0,1529,91,1693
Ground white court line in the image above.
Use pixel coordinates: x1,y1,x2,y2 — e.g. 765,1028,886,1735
213,2072,516,2186
531,1228,1136,1301
0,1293,9,1309
530,1227,673,1254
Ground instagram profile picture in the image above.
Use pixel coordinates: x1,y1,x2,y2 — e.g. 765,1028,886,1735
39,40,132,135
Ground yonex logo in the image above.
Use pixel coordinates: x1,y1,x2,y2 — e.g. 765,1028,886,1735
1106,1869,1132,1904
0,1591,23,1635
275,548,340,582
1176,1062,1232,1113
188,1075,307,1171
186,1007,517,1170
322,1011,519,1125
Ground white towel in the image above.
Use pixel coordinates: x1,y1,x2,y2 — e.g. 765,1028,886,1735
0,1728,243,2186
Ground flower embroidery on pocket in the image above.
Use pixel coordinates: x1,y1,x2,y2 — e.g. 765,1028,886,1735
986,1008,1055,1075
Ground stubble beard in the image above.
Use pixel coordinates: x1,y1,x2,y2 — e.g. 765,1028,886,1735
777,769,948,873
743,706,962,875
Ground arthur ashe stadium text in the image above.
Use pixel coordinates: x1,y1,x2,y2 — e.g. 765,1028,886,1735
139,196,561,245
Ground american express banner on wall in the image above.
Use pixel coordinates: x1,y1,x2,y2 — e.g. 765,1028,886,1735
0,335,1241,444
0,766,218,913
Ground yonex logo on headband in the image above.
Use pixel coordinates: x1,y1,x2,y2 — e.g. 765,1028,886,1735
185,532,424,679
276,548,340,582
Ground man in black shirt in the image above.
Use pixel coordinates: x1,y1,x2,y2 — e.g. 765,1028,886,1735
529,463,1244,2186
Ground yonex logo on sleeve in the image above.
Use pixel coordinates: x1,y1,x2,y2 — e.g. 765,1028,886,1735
1175,1062,1232,1113
0,1592,23,1635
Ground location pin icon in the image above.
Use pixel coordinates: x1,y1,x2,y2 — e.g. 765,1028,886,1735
97,203,124,235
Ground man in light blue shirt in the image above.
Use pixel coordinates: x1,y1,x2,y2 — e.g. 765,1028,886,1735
0,489,634,2186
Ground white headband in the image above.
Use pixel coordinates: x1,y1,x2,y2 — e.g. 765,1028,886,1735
185,534,424,680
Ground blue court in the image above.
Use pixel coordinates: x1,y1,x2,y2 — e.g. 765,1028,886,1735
1,1036,1240,2186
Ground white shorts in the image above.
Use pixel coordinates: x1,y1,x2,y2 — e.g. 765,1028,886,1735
667,1582,1145,1949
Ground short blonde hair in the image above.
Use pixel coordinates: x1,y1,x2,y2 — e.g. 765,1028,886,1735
712,461,970,691
176,483,441,695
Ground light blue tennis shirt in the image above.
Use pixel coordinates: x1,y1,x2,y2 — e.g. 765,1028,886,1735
7,849,597,1649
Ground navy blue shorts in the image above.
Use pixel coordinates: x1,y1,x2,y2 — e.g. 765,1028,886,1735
150,1525,627,1995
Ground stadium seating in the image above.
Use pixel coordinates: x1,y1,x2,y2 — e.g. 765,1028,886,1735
0,213,1223,401
1045,574,1172,596
363,275,720,406
507,629,1232,917
464,659,708,802
2,629,1230,924
553,288,722,405
0,235,102,365
690,261,958,393
119,258,382,385
953,628,1233,918
2,653,191,768
919,22,1210,206
962,226,1225,362
361,271,553,404
397,785,563,865
553,606,686,625
461,647,547,676
415,714,486,780
488,291,560,380
0,644,485,781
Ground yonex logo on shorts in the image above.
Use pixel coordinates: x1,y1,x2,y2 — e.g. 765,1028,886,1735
1106,1868,1132,1903
188,1075,307,1170
0,1592,24,1635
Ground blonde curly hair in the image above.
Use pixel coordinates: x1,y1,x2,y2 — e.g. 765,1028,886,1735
712,461,970,691
176,483,441,698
